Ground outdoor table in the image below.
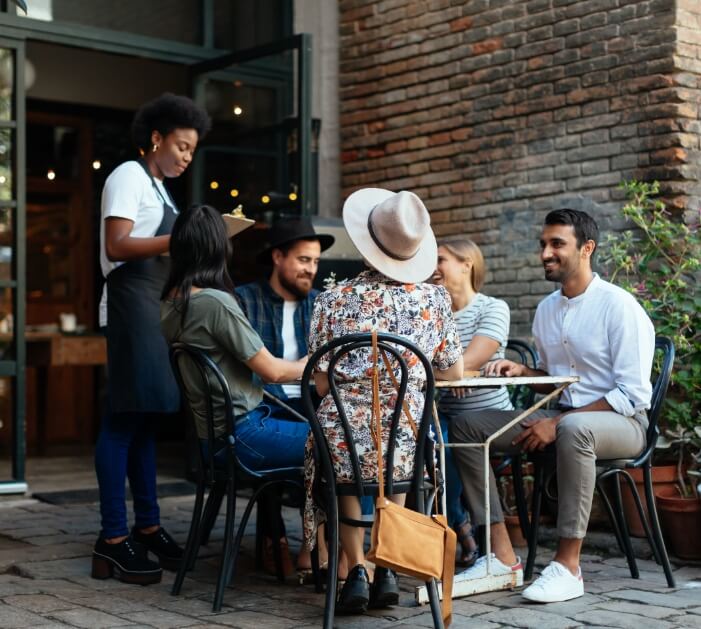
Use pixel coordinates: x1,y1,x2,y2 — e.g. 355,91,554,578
415,374,579,605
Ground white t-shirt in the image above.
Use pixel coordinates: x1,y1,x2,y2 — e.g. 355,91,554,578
98,160,171,327
281,301,301,398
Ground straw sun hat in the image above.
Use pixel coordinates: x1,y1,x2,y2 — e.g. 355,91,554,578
342,188,437,283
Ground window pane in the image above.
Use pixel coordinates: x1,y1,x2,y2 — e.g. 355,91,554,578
18,0,201,45
0,128,12,202
0,48,14,122
214,0,290,51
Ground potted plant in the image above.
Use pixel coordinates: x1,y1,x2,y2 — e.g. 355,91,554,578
600,180,701,546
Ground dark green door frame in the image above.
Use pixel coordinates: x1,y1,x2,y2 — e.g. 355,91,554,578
0,35,26,494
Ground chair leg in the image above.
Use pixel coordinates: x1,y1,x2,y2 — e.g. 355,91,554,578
511,454,531,542
200,480,225,546
323,488,339,629
617,471,661,565
311,540,323,593
595,475,627,557
611,474,639,579
226,484,268,588
172,480,206,596
425,578,445,629
525,460,544,581
642,465,676,588
212,478,237,612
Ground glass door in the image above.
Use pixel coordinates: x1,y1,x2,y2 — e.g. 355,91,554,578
191,35,314,213
0,37,26,494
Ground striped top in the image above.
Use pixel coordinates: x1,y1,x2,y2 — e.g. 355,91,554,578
438,292,513,416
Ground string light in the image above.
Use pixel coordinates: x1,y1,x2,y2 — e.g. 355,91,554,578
233,106,243,116
288,192,298,201
92,160,101,170
230,189,239,198
261,195,270,204
210,181,219,190
47,169,56,181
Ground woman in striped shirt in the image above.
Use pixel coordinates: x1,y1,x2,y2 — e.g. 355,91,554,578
432,237,513,565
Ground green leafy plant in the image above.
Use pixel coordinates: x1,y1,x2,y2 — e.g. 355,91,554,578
600,180,701,493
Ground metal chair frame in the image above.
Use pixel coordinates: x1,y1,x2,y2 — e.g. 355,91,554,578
169,343,305,611
301,332,445,629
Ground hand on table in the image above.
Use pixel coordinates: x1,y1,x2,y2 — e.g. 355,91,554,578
484,359,527,377
513,416,559,452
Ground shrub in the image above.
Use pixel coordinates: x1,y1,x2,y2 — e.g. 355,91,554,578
600,180,700,434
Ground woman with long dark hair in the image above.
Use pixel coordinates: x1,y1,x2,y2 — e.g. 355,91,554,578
93,94,210,585
160,204,309,570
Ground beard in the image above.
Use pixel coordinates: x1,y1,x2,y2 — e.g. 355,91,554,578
279,272,314,299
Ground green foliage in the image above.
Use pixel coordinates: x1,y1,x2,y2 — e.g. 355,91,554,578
599,180,701,435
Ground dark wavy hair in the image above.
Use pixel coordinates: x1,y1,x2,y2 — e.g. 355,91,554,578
545,208,599,257
161,204,234,325
131,93,211,153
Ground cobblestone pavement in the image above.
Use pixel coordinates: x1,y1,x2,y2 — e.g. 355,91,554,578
0,492,700,628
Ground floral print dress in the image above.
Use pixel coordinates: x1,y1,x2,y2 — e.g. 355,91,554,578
303,269,462,549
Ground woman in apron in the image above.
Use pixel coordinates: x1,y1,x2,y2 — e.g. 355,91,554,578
92,93,211,585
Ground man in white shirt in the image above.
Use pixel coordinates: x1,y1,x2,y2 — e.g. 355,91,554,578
451,209,655,603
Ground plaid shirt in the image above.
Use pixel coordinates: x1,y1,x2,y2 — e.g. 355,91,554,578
235,281,318,401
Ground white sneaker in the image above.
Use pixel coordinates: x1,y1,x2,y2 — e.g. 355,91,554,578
522,561,584,603
454,553,523,586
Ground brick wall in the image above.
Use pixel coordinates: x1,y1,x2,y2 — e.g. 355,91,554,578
339,0,697,336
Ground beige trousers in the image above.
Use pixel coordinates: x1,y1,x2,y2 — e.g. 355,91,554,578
449,408,647,539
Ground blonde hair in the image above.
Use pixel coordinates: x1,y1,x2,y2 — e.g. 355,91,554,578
437,237,485,292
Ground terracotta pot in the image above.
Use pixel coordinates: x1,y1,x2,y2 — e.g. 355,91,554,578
504,514,528,548
655,485,701,560
619,465,679,538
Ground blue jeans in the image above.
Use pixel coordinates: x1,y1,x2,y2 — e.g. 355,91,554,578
438,412,468,529
234,402,310,471
95,411,161,539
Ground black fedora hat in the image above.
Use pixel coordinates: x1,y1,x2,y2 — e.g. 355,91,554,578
257,216,335,263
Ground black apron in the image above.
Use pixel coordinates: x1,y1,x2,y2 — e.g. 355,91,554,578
105,160,180,414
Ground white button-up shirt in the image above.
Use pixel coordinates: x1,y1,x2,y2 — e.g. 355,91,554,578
532,274,655,417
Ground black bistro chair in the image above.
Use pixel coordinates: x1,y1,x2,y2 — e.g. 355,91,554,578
169,343,305,611
301,332,445,629
523,336,676,587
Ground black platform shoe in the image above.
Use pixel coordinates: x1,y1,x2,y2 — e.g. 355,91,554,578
369,566,400,608
336,564,370,615
132,527,184,571
92,536,162,585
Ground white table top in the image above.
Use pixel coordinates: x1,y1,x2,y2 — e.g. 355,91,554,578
436,375,579,388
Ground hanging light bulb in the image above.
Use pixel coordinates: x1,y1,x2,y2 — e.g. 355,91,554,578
233,106,243,116
210,180,219,190
230,188,239,198
92,160,101,170
261,195,270,204
47,169,56,181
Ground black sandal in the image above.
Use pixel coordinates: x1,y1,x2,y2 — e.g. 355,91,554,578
454,520,479,567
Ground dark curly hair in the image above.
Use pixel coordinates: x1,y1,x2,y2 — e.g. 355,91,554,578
131,93,211,153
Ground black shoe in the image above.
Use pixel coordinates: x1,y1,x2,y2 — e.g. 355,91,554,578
132,527,184,571
92,536,162,585
336,564,370,615
369,566,400,608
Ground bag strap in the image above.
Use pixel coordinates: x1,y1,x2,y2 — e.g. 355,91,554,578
379,348,418,439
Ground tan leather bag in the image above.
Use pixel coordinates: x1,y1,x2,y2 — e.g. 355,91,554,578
365,331,456,625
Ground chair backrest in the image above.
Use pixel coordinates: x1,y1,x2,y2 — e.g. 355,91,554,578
169,343,237,485
642,336,675,457
301,332,436,508
505,339,538,408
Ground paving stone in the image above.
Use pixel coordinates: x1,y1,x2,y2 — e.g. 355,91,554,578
2,593,75,613
479,607,580,628
0,602,58,627
607,588,701,609
522,592,606,615
122,609,203,628
48,607,132,628
65,594,157,615
573,609,677,628
669,615,701,628
208,610,314,628
397,612,501,628
594,600,686,619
